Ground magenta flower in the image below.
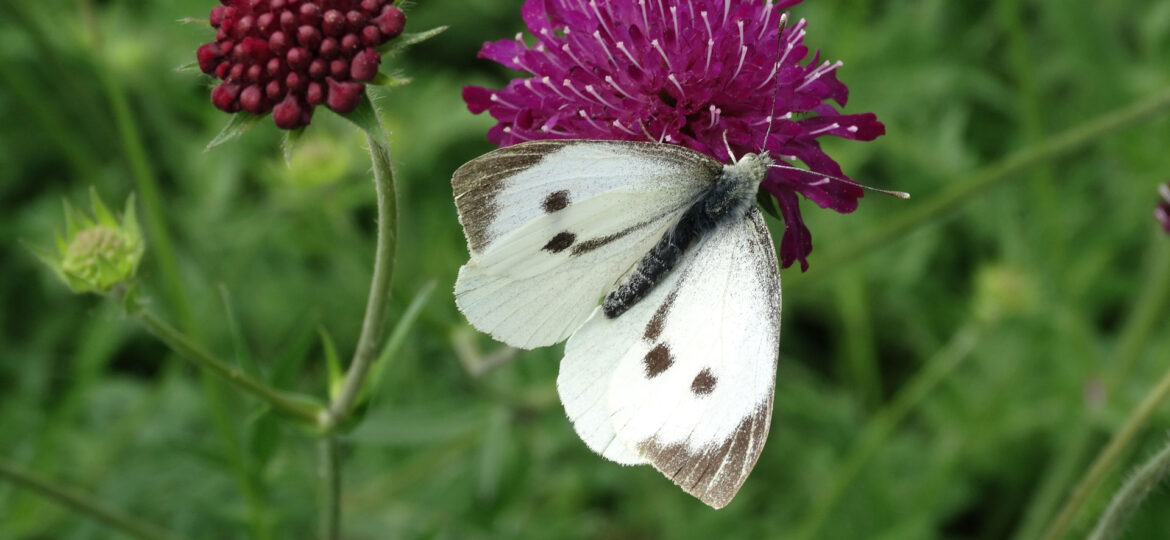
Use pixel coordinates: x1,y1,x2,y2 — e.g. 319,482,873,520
1157,183,1170,233
463,0,885,270
197,0,406,129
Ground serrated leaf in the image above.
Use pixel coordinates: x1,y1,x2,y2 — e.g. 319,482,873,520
318,326,343,400
757,190,782,221
377,26,448,55
336,91,383,137
206,112,263,150
280,127,305,165
359,281,437,406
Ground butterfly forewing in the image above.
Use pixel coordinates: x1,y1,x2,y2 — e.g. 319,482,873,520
558,208,780,508
453,140,722,349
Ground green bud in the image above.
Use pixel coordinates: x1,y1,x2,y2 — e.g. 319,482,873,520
26,188,144,294
973,264,1037,323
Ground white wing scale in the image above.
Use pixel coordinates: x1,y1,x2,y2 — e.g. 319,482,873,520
453,140,721,349
557,208,780,508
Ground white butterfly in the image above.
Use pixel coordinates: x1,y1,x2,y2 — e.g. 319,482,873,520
452,139,780,509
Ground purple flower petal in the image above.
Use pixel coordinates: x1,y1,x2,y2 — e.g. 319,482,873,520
464,0,886,270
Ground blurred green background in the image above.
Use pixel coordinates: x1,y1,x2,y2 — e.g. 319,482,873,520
3,0,1170,538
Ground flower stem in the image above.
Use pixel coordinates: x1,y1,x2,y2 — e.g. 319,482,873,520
1088,433,1170,540
0,457,179,540
1041,239,1170,540
800,86,1170,279
323,120,398,430
120,295,324,426
317,437,341,540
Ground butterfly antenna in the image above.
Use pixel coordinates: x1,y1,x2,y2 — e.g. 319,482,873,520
768,162,910,199
760,12,789,154
722,130,737,162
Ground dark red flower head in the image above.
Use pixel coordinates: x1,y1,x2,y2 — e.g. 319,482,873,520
198,0,406,129
1157,182,1170,233
463,0,885,270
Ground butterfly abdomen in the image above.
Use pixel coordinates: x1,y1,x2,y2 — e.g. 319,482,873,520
603,157,766,318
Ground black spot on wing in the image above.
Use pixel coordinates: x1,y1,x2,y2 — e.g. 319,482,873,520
453,149,550,253
643,344,673,378
690,368,717,396
542,190,570,213
542,232,576,253
644,290,678,342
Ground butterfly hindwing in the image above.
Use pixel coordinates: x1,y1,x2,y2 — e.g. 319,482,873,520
453,140,723,349
557,207,781,508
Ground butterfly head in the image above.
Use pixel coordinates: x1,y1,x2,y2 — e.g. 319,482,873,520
731,151,776,186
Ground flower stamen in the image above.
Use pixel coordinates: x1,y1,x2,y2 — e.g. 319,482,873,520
578,109,609,131
612,119,640,136
616,42,644,71
585,84,619,109
807,123,840,136
605,75,638,101
758,0,775,41
754,61,781,91
796,60,843,92
667,74,687,100
589,0,615,39
542,76,573,100
651,39,673,71
593,31,619,67
732,45,749,81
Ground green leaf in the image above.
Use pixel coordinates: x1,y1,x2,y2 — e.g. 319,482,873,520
21,239,66,282
62,197,83,236
376,26,448,56
318,326,344,400
757,190,782,221
247,408,283,471
174,61,201,73
219,284,260,378
122,194,142,241
336,91,383,138
359,281,437,406
280,127,305,166
270,315,317,388
89,186,117,227
370,72,413,87
206,112,263,150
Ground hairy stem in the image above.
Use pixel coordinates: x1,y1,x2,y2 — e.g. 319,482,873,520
1041,239,1170,539
323,117,398,429
318,437,341,540
0,458,180,540
1088,434,1170,540
119,294,324,425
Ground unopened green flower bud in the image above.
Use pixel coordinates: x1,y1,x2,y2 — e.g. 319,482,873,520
973,264,1036,323
27,188,144,294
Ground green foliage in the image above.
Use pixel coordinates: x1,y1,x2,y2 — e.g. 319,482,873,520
2,0,1170,539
